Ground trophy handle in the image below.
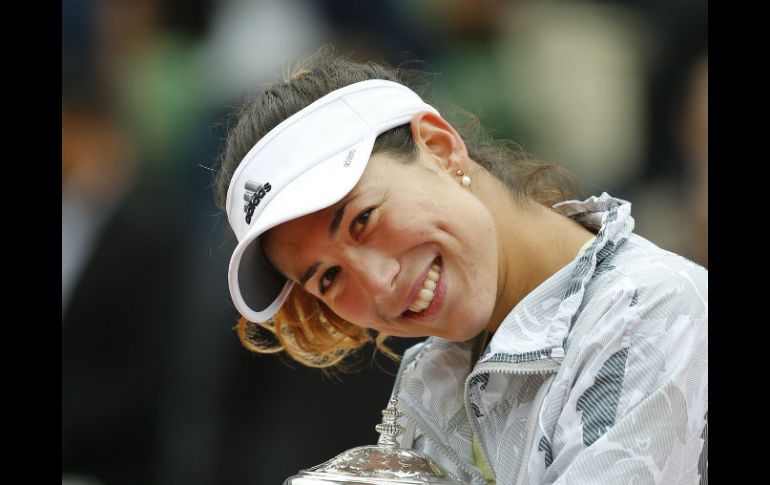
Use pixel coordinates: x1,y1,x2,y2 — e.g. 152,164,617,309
375,397,405,447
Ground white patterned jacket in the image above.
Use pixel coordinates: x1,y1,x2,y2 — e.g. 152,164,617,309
388,193,708,485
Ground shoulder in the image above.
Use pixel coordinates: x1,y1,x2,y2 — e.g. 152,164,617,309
586,233,707,320
563,237,707,417
565,233,707,370
618,233,706,280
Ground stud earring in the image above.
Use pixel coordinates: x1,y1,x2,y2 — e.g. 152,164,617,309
456,170,471,187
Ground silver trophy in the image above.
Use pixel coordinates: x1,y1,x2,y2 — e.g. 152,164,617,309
283,398,468,484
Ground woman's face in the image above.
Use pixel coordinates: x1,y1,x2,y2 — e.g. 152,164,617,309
262,150,500,341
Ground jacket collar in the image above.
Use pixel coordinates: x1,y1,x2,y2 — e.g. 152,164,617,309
478,192,635,363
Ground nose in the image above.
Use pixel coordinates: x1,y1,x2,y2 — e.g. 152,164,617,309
342,247,399,301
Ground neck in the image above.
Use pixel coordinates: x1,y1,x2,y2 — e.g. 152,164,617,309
478,175,594,333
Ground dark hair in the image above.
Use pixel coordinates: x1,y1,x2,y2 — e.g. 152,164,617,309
214,47,580,369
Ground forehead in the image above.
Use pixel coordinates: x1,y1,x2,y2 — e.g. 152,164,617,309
263,206,332,258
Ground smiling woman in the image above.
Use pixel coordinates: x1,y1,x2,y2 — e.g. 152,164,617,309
213,48,580,367
212,48,707,484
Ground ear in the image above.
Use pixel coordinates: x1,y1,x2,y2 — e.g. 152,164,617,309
409,112,469,173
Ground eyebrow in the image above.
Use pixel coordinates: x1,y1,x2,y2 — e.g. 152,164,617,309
299,261,321,287
328,198,352,240
298,193,362,288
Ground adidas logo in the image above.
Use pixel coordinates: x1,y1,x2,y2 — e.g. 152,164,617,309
243,180,272,224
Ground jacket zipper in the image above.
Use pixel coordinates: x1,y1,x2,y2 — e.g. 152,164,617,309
464,356,562,485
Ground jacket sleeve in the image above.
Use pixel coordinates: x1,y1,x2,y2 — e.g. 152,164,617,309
546,270,708,485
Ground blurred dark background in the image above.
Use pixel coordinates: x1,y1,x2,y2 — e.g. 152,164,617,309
62,0,707,483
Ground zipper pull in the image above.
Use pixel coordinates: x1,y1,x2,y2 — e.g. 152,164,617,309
551,347,565,359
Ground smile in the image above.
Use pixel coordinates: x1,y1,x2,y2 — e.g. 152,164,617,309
402,256,445,320
407,261,440,312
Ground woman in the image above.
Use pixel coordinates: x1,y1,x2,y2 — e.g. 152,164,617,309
214,51,707,485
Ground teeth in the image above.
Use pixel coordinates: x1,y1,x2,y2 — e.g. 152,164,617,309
418,288,434,300
408,262,441,313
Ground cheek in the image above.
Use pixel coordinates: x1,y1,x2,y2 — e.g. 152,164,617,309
448,213,499,335
330,290,375,328
378,209,430,239
458,258,496,304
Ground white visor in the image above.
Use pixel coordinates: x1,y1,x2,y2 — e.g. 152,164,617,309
225,79,439,323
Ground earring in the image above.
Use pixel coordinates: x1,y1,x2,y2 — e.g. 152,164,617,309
456,170,471,187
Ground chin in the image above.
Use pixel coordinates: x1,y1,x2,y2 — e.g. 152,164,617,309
442,314,491,342
447,309,492,342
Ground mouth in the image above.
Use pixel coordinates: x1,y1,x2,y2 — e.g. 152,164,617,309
401,256,445,321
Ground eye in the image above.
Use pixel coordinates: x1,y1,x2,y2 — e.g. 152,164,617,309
319,266,340,295
351,207,375,239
